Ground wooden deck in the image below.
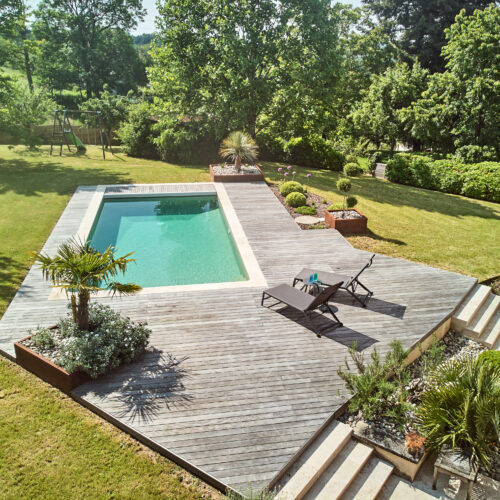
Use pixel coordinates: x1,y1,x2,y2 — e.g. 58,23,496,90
0,181,476,494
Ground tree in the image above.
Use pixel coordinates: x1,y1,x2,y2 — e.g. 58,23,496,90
0,0,35,91
33,0,145,98
219,131,259,172
79,87,131,149
350,62,428,151
409,5,500,153
34,238,141,331
150,0,344,147
363,0,492,72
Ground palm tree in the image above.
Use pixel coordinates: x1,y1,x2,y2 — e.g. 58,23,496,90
219,131,259,173
33,238,142,331
415,355,500,470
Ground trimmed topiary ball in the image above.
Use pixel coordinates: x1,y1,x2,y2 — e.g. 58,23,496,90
295,206,317,215
285,191,307,208
346,196,358,208
336,177,352,194
280,180,305,197
344,162,361,177
345,154,359,165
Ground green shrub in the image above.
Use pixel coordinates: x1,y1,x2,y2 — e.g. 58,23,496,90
284,134,345,171
416,355,500,469
343,162,361,177
117,101,159,158
327,202,343,210
336,177,352,194
386,154,500,202
454,145,497,163
337,341,411,428
32,328,56,349
477,350,500,367
256,130,286,162
294,206,317,215
280,180,305,197
56,303,151,378
285,191,307,208
344,154,358,165
346,196,358,208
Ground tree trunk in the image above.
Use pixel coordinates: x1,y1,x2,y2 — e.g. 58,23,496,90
235,156,241,172
70,294,78,323
76,292,90,331
21,30,34,93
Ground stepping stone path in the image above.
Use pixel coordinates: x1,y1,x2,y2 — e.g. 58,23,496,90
295,215,320,225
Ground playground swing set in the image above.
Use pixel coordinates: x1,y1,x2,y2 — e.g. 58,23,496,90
50,109,106,159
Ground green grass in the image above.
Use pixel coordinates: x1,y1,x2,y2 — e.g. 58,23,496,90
263,162,500,280
0,357,222,499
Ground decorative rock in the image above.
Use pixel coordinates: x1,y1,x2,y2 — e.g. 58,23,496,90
295,215,320,225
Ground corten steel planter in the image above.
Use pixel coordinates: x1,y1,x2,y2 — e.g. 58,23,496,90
209,164,265,183
324,208,368,234
15,335,90,394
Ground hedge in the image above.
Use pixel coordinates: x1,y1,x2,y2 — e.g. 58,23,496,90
284,135,345,171
385,154,500,202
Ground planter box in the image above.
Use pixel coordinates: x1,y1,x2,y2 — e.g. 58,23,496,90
353,430,429,482
324,209,367,234
209,164,265,183
15,335,90,394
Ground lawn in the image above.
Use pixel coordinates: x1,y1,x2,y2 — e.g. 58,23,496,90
0,357,222,500
261,162,500,281
0,144,499,498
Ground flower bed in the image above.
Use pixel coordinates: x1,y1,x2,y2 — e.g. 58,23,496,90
16,303,151,392
338,331,494,479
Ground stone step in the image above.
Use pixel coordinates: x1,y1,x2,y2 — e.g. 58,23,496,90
378,475,438,500
479,308,500,348
452,284,490,331
302,440,373,500
341,456,394,500
464,293,500,338
275,421,353,500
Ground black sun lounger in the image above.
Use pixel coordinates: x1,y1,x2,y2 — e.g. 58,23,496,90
261,282,343,337
293,254,375,307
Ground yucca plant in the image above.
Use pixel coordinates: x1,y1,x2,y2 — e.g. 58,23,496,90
219,131,259,172
415,355,500,470
33,238,142,331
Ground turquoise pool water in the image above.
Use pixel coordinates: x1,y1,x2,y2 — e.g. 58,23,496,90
88,195,248,287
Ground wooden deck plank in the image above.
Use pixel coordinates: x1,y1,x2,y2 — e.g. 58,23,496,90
0,180,476,493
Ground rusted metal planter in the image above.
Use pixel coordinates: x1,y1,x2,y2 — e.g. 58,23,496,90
324,209,368,234
14,335,90,394
209,164,265,182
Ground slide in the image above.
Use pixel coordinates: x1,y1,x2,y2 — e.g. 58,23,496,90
64,131,86,152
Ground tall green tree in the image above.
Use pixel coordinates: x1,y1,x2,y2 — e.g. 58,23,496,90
410,5,500,153
150,0,344,147
0,0,35,91
363,0,492,72
33,0,145,98
350,62,428,151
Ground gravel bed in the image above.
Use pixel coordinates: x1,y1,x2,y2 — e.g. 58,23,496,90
22,326,64,364
269,184,332,228
328,209,362,219
212,164,260,175
339,331,488,463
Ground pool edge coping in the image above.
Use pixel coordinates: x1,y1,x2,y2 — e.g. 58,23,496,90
48,182,267,300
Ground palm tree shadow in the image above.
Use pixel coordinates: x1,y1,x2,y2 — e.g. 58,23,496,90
114,347,192,424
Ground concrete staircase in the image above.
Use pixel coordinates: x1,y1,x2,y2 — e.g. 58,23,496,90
452,284,500,349
274,421,434,500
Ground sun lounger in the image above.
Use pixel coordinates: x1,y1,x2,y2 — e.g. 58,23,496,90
293,254,375,307
261,282,343,336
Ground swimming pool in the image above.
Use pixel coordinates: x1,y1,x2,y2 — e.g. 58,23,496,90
88,195,249,288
